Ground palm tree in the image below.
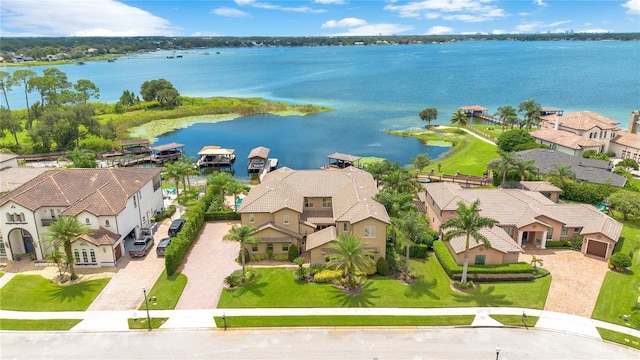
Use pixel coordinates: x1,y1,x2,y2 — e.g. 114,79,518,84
396,211,430,274
162,161,184,203
441,200,498,285
176,155,197,190
487,150,519,187
381,168,417,193
450,109,468,129
223,225,260,276
548,164,576,187
518,99,542,130
0,71,13,111
46,248,67,281
375,189,416,245
65,147,97,168
225,179,249,212
494,105,519,131
513,157,539,181
328,234,374,290
207,171,234,198
46,216,90,280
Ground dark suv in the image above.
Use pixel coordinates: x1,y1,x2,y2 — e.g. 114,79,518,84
156,237,172,256
168,218,186,237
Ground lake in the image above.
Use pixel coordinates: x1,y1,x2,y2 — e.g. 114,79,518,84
4,41,639,176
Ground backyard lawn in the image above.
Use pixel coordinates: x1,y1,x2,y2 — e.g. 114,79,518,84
218,255,551,309
0,274,110,311
424,129,498,176
592,215,640,329
138,270,188,310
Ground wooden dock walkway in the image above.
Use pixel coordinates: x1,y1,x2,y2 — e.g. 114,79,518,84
418,173,492,187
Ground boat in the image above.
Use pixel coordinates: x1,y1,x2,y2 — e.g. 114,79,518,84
166,55,175,59
196,146,236,167
176,55,183,58
76,61,85,65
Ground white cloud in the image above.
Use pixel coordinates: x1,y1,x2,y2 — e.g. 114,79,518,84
515,19,571,32
425,26,453,35
212,7,251,18
575,28,613,33
492,29,507,35
321,18,368,29
191,31,224,37
314,0,346,4
321,18,412,35
533,0,548,8
384,0,506,22
622,0,640,14
0,0,176,37
235,0,325,13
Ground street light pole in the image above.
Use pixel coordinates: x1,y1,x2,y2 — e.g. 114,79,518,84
142,286,151,331
496,345,501,360
222,313,227,330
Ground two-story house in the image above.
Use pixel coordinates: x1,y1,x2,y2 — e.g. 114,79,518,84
237,167,390,264
0,168,163,267
420,182,622,264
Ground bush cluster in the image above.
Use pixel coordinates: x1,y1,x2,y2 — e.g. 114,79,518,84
560,182,620,205
152,205,176,222
545,240,572,248
287,244,299,262
273,254,289,262
376,257,389,276
409,244,428,259
313,269,343,283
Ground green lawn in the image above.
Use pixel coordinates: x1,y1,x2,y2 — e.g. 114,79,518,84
213,315,474,328
428,129,499,176
469,124,506,139
489,314,539,327
591,215,640,329
128,318,168,330
218,256,551,309
138,270,188,310
0,274,110,311
0,319,82,331
597,328,640,351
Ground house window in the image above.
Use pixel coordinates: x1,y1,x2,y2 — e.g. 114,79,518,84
248,214,255,223
90,249,96,263
449,211,455,217
574,227,580,233
322,198,332,208
343,223,348,232
0,241,6,256
283,214,289,225
74,250,80,263
105,220,110,227
364,226,376,238
6,213,13,223
561,227,568,237
547,227,553,240
474,255,486,265
505,227,514,237
282,244,289,252
251,245,258,252
82,249,89,263
133,195,137,208
267,243,273,252
304,198,313,208
85,218,90,225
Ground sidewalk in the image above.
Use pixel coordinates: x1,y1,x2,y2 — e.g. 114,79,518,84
1,307,638,340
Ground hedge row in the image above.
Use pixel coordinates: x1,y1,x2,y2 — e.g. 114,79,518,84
432,241,534,278
452,273,534,282
164,186,216,275
204,211,241,221
152,205,176,222
545,240,572,248
409,244,428,259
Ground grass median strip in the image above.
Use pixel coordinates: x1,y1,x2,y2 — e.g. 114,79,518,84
597,328,640,351
0,319,82,331
489,314,539,327
128,318,168,330
213,315,474,328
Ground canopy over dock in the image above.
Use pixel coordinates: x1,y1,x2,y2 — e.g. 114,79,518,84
326,152,362,169
197,146,235,156
151,142,185,153
460,105,489,117
248,146,270,160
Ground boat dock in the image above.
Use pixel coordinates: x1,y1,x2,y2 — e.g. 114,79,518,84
459,105,504,125
196,146,236,167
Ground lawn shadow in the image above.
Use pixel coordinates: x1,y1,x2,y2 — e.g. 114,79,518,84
332,282,380,307
46,281,103,306
404,274,440,300
230,275,268,298
450,284,512,307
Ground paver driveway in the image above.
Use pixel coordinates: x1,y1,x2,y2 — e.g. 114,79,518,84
88,221,170,311
175,221,240,309
521,249,609,318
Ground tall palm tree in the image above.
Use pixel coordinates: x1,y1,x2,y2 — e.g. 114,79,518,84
441,200,498,285
450,109,468,129
494,105,519,130
225,179,249,212
328,234,374,290
513,157,539,181
396,211,430,274
548,164,576,187
487,150,519,187
0,71,13,111
223,225,260,276
207,171,234,198
46,216,91,280
176,155,197,190
518,98,542,130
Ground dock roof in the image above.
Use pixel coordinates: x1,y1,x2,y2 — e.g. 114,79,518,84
248,146,270,159
197,146,234,155
120,139,150,147
151,143,184,152
459,105,488,111
327,152,361,162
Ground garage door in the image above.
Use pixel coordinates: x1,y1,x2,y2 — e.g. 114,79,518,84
586,240,607,258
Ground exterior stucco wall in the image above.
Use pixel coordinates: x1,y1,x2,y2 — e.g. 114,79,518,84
445,242,517,265
581,233,617,259
273,208,300,232
351,219,387,261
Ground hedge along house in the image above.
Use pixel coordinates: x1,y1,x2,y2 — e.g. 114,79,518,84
419,182,622,263
0,168,163,267
237,167,390,264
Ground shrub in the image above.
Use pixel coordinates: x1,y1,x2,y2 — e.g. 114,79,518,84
152,205,176,222
359,261,377,276
433,241,534,278
273,254,289,262
545,240,571,248
570,236,583,251
386,246,401,273
376,257,389,276
313,269,343,283
309,263,325,275
560,182,620,205
609,253,632,270
497,129,535,152
249,253,264,262
409,244,428,259
433,241,459,277
294,266,309,280
293,257,306,267
266,247,273,261
415,228,439,248
287,244,299,262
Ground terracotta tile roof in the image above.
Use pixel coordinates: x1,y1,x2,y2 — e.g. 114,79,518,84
306,226,337,251
0,167,51,193
530,128,604,150
554,111,620,131
611,131,640,149
447,227,524,254
459,105,488,111
75,227,120,246
543,204,622,241
0,153,18,163
0,168,161,216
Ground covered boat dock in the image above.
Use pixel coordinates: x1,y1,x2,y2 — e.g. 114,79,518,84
151,142,184,164
324,152,362,169
196,146,236,167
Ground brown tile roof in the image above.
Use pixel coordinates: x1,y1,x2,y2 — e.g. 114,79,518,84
306,226,337,251
554,111,620,131
611,131,640,149
460,105,488,111
0,153,18,163
421,182,470,211
447,227,524,254
255,222,304,240
327,152,361,162
0,168,161,216
75,227,120,246
520,181,562,193
0,167,51,193
248,146,270,159
530,128,604,150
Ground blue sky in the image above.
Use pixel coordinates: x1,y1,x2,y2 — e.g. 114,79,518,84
1,0,639,37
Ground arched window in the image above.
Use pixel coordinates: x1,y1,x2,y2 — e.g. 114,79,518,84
19,213,25,222
105,220,110,227
85,218,90,224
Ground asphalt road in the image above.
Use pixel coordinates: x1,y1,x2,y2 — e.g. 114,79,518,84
1,327,638,360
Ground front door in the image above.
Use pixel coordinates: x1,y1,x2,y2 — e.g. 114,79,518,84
522,232,529,246
22,231,35,254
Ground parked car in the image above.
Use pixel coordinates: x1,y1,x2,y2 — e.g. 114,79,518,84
156,237,172,257
168,218,186,237
129,236,154,257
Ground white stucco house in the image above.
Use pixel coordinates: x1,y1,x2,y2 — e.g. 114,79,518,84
0,168,163,267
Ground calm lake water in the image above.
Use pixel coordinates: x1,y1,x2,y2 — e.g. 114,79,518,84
4,41,639,176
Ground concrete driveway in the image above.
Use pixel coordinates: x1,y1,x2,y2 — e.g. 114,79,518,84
88,221,171,311
521,249,609,318
175,221,240,309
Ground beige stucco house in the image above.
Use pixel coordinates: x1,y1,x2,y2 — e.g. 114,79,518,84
419,182,622,264
237,167,390,264
0,168,163,267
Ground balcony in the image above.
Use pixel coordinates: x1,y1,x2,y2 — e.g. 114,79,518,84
41,218,55,227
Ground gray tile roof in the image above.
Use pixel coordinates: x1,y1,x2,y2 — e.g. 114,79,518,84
448,227,524,254
515,149,626,187
306,226,337,251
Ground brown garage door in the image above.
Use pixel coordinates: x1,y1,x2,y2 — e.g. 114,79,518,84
586,240,607,258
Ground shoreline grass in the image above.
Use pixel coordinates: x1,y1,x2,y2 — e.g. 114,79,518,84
0,319,82,331
213,315,474,328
